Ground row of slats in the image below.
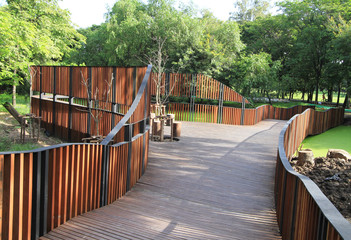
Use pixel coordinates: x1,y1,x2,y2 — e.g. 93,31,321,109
275,107,345,239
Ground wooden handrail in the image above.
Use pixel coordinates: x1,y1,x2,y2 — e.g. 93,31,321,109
0,65,152,239
101,65,152,145
275,107,351,239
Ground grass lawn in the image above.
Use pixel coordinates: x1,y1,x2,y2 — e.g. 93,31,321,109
254,101,312,108
292,91,346,104
301,125,351,157
0,93,30,115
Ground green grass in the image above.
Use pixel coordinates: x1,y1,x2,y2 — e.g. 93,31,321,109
0,93,30,115
254,101,311,108
0,140,44,152
292,91,346,104
301,126,351,157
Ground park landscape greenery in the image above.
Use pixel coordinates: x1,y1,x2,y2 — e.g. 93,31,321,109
0,0,351,108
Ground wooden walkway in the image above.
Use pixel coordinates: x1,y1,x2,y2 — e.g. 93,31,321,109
41,120,284,240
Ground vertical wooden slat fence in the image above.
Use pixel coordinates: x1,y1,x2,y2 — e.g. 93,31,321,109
150,72,249,102
275,107,351,239
165,102,315,126
31,66,147,142
0,65,152,239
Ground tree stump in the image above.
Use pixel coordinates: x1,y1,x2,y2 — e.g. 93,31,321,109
297,149,314,166
327,149,351,161
150,113,156,130
166,114,174,126
152,120,161,140
172,121,182,138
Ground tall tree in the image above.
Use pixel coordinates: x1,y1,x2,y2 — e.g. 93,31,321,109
0,0,85,105
230,0,270,23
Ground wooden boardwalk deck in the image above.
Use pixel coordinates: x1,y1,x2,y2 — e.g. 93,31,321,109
41,120,284,240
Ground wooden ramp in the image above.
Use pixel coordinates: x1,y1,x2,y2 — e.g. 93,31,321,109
41,120,284,240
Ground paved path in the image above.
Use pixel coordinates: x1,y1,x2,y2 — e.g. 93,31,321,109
41,120,285,239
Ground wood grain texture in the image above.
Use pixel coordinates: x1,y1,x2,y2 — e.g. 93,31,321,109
41,120,284,239
275,107,348,239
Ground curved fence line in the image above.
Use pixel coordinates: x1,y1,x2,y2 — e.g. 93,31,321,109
150,72,249,103
166,103,314,125
0,65,152,239
275,107,351,239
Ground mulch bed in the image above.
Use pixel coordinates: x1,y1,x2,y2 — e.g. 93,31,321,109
291,157,351,223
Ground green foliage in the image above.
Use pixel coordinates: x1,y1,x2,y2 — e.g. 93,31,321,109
0,0,85,88
229,52,281,99
0,93,30,114
230,0,270,22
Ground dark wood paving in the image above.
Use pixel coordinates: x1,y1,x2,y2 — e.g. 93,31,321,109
41,120,284,240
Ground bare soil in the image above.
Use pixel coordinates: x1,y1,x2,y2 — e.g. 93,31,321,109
291,157,351,223
0,112,64,152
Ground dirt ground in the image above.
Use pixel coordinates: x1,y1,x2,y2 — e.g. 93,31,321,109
290,116,351,223
0,112,64,152
291,156,351,223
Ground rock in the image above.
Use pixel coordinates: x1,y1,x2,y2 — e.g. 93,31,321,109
327,149,351,161
298,150,314,166
314,157,324,164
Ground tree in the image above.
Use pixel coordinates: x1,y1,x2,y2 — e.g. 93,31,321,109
230,0,270,23
327,17,351,108
279,0,350,102
68,24,109,66
0,8,34,106
229,52,281,103
0,0,85,105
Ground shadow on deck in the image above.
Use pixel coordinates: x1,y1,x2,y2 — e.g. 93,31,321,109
41,120,285,240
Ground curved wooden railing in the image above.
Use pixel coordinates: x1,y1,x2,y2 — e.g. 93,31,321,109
275,107,351,239
0,65,152,239
166,103,314,125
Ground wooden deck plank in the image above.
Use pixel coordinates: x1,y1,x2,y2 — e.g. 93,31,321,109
41,120,284,239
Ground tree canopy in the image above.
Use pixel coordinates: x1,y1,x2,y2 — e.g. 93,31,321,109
1,0,351,107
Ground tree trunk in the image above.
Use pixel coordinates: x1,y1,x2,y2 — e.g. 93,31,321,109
308,90,313,102
12,69,17,107
328,88,333,102
96,120,99,136
265,91,272,105
302,91,305,100
343,93,349,109
12,81,16,107
337,84,341,106
315,82,319,103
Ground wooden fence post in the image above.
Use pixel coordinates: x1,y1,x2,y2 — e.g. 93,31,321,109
112,67,117,130
217,83,224,124
100,145,110,207
68,67,73,142
190,74,196,122
125,124,133,192
87,67,92,137
52,67,56,136
39,67,42,118
241,97,246,125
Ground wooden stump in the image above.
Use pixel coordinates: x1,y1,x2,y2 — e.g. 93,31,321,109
297,149,314,166
166,114,175,126
150,113,156,130
152,120,161,138
172,121,182,138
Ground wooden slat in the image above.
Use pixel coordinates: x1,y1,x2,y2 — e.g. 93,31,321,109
41,121,284,239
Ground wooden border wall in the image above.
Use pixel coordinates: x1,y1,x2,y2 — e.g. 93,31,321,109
30,66,149,142
150,73,249,103
0,65,152,239
275,107,351,239
166,103,314,125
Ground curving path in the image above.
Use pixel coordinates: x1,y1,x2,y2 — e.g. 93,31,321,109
41,120,285,240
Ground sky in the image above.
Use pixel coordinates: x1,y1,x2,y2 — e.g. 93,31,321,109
0,0,279,29
57,0,236,28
